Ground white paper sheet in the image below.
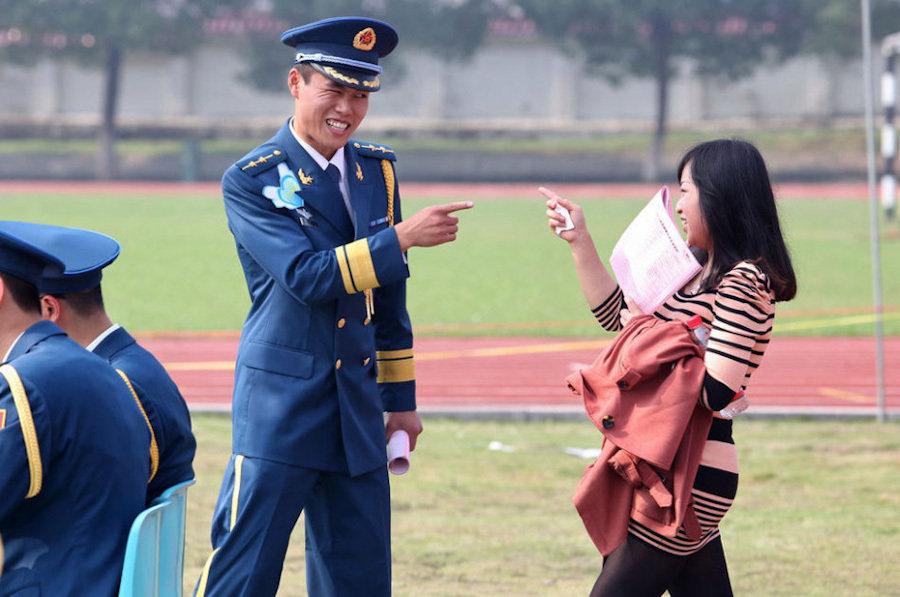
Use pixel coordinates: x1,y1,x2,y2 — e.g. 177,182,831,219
608,186,701,314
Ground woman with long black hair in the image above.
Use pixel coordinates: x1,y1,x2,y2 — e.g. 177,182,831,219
544,139,796,597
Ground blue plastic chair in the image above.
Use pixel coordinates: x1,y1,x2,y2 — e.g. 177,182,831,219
119,479,195,597
118,499,171,596
154,478,195,508
153,478,195,597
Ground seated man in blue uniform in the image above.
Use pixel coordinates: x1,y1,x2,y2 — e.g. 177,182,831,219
196,16,472,597
0,223,151,596
11,221,195,505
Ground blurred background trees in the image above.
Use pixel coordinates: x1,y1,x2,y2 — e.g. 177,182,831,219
517,0,900,180
2,0,900,181
0,0,239,178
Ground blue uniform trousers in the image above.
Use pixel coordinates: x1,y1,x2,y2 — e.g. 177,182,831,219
197,454,391,596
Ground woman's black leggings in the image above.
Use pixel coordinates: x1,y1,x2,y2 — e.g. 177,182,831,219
589,534,733,597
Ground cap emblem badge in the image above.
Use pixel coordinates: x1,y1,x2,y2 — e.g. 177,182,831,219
353,27,376,51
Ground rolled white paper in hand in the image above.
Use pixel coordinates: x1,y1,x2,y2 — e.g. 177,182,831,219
553,204,575,235
387,430,410,475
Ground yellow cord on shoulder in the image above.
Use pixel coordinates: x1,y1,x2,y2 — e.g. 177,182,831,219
380,159,395,226
116,369,159,483
0,364,42,498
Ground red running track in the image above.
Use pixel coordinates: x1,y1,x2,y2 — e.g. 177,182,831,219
142,334,899,418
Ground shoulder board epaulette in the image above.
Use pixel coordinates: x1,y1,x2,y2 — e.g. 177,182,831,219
236,147,288,176
352,140,396,161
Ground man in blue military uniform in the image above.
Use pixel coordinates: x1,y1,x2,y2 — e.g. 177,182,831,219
6,221,196,505
196,16,472,596
0,223,151,595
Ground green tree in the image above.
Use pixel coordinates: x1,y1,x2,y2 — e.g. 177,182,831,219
0,0,236,179
791,0,900,130
518,0,813,181
800,0,900,61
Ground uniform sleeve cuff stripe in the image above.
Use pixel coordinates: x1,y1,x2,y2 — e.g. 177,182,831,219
335,245,357,294
376,358,415,383
376,348,414,360
346,238,380,291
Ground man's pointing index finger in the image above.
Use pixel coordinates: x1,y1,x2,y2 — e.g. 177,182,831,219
435,201,475,213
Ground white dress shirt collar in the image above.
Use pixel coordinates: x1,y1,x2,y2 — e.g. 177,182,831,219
289,119,353,218
86,323,121,353
2,332,25,363
289,118,346,180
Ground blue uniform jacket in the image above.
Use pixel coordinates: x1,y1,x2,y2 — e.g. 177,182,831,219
93,325,196,504
223,119,415,476
0,321,150,596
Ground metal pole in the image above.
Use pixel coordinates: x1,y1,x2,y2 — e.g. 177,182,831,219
881,52,896,218
861,0,887,422
880,32,900,219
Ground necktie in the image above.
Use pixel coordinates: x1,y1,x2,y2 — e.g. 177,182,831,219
325,163,341,184
325,162,353,231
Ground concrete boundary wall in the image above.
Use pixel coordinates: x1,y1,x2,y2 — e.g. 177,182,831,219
0,34,870,125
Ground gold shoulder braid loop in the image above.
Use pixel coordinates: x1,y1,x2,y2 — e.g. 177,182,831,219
0,364,42,498
380,159,395,226
362,159,398,324
116,369,160,483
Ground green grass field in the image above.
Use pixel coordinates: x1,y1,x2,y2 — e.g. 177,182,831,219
184,414,900,596
1,188,897,335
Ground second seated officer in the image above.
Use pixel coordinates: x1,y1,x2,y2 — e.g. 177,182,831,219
196,16,473,597
21,221,196,505
0,223,150,595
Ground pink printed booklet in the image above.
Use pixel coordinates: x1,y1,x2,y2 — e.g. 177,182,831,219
608,187,701,314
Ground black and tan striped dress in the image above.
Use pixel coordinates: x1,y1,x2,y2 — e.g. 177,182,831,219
591,261,776,555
